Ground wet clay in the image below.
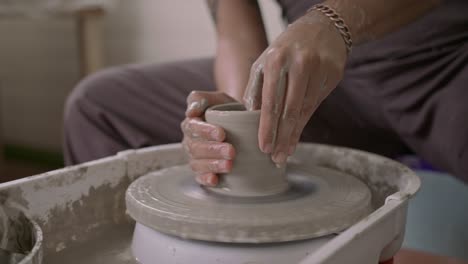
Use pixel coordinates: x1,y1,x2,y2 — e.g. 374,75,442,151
126,103,373,243
204,103,288,196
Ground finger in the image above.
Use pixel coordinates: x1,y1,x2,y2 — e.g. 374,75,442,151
195,173,219,187
243,62,264,111
258,49,288,154
313,73,331,106
182,136,191,155
288,65,325,155
288,110,316,155
272,56,310,165
181,117,225,141
190,159,233,174
188,140,236,160
186,91,235,117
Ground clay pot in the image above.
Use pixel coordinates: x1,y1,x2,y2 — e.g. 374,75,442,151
205,102,289,197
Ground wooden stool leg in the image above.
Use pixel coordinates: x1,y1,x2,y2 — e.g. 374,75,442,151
76,8,105,77
0,81,3,177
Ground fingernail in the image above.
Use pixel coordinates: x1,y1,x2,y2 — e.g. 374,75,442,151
186,99,208,115
221,146,233,159
211,129,222,140
263,143,273,154
288,145,296,155
211,160,230,173
186,101,200,115
207,174,218,186
273,152,287,165
199,98,208,108
196,175,207,185
275,161,286,169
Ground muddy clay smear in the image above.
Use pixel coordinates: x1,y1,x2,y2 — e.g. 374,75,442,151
46,227,138,264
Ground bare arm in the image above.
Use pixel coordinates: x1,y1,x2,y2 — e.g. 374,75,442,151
322,0,441,44
207,0,268,101
183,0,443,185
243,0,442,166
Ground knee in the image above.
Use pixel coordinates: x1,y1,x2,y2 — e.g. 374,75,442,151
447,116,468,183
439,133,468,183
64,67,123,123
457,148,468,182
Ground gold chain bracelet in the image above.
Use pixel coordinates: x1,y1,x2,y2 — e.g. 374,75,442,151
308,4,353,53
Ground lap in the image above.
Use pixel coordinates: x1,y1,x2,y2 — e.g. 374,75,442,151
70,57,215,145
372,42,468,181
301,74,409,158
303,42,468,182
64,58,215,164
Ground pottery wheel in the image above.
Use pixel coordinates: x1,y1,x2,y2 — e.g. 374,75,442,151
126,161,372,243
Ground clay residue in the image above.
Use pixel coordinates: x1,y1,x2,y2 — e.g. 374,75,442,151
46,224,137,264
38,177,134,258
0,187,30,211
0,145,187,263
0,205,42,264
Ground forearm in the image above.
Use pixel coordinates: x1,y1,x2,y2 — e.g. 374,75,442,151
207,0,268,101
321,0,441,45
215,38,266,101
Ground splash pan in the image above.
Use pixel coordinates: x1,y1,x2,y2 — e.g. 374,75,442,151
0,143,420,264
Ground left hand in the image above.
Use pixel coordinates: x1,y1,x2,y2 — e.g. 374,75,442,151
181,91,237,186
243,11,348,166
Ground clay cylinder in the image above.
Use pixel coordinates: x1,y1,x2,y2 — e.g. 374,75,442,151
205,102,288,197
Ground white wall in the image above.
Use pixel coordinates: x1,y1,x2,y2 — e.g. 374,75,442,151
0,0,283,151
0,19,79,151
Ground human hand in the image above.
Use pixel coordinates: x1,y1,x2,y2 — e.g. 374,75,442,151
181,91,236,186
243,11,348,166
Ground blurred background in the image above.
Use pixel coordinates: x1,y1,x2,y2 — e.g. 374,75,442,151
0,0,283,182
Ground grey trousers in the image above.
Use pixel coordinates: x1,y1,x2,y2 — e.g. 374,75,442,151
64,46,468,182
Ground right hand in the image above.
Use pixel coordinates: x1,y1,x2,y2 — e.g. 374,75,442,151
181,91,237,186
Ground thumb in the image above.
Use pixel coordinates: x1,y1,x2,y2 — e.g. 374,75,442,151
186,91,235,117
243,63,264,111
